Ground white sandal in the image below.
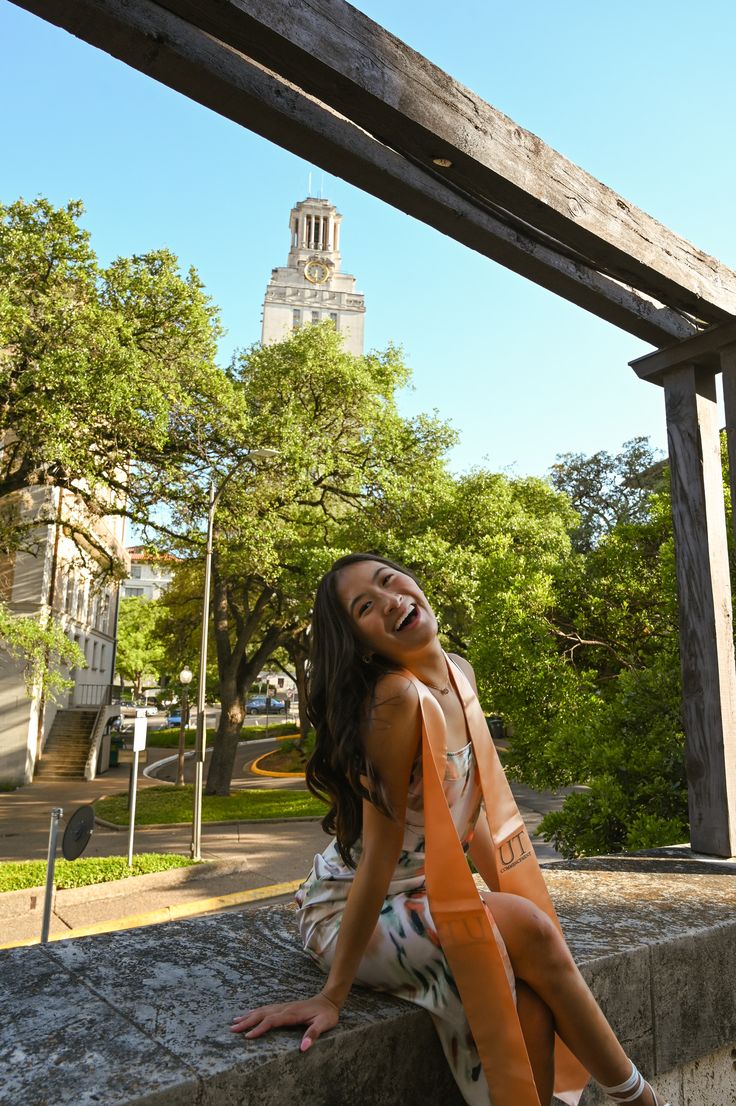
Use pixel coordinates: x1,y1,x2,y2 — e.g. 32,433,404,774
601,1061,671,1106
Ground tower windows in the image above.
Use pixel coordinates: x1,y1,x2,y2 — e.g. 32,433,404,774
293,308,302,329
311,310,320,324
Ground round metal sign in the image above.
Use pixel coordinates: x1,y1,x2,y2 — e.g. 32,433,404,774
61,804,95,861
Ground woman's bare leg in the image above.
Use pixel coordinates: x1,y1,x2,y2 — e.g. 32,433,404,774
516,981,555,1106
483,892,662,1106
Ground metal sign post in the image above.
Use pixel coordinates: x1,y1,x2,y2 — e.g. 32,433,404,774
41,808,63,944
40,805,94,945
127,711,147,867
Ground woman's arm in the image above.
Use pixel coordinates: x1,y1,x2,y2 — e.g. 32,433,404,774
231,674,421,1049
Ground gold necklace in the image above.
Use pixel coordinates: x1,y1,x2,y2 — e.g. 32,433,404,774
422,678,451,695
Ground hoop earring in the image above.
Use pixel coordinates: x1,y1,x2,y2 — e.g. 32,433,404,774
362,653,373,665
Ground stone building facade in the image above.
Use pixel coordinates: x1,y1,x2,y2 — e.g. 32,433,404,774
261,197,365,355
122,547,175,601
0,486,127,785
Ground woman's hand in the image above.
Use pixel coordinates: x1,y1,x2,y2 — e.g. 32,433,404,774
230,992,340,1052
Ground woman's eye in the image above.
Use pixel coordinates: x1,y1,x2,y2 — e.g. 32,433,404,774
359,601,370,615
382,573,393,585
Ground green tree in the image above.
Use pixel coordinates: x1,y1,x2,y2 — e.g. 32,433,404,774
156,323,455,794
531,481,689,856
549,436,664,552
0,196,226,570
0,601,84,700
115,597,166,698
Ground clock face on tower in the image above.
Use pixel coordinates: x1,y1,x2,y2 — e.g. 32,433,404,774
304,260,330,284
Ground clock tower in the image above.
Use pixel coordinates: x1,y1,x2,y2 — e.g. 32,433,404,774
261,197,365,355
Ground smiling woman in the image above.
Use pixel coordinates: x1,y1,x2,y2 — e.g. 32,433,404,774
230,553,670,1106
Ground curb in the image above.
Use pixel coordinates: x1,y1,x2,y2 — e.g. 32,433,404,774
93,814,322,831
248,750,306,779
0,878,303,950
0,860,242,920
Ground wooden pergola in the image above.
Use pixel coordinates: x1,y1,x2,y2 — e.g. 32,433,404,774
13,0,736,857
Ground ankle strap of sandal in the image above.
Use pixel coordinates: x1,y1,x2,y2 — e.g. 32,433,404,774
601,1062,644,1102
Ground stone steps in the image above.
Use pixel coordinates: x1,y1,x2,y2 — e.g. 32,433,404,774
36,708,99,781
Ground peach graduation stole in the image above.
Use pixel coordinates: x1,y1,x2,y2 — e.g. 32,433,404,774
404,659,589,1106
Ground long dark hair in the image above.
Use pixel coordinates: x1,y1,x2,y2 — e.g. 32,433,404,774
305,552,421,867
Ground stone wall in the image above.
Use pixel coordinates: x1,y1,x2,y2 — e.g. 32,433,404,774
2,860,735,1105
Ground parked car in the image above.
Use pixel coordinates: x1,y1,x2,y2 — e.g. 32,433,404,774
246,696,285,715
167,709,183,726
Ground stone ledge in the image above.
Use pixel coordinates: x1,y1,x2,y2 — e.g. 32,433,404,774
1,867,735,1106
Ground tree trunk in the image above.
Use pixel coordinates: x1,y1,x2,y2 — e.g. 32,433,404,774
294,651,310,747
205,620,283,795
205,681,244,796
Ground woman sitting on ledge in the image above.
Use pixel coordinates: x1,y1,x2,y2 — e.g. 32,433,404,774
231,553,670,1106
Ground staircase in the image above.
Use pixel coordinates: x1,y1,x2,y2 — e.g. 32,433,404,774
35,709,98,780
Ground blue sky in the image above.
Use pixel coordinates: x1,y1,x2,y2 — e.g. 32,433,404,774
2,0,736,477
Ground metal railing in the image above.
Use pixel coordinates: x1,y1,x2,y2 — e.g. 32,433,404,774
73,683,112,707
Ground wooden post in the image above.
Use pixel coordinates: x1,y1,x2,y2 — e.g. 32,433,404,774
663,363,736,856
720,343,736,552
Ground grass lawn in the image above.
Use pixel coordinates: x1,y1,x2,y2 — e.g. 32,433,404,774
145,722,299,749
0,854,196,893
95,784,326,825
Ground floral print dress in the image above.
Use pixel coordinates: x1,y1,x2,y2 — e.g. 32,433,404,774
295,740,515,1106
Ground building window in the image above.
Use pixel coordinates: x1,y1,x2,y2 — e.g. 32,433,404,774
124,586,144,597
92,641,99,671
65,575,74,613
311,310,320,324
130,565,142,579
100,644,106,672
292,308,301,330
329,312,338,329
98,591,109,630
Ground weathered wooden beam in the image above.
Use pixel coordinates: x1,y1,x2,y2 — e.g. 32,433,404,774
663,364,736,857
10,0,696,345
630,319,736,383
150,0,736,324
720,344,736,559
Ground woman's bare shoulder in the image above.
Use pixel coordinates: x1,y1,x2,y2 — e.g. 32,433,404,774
373,671,421,711
363,673,421,781
448,653,478,693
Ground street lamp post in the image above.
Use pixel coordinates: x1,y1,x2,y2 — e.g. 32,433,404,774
177,666,193,786
190,449,279,862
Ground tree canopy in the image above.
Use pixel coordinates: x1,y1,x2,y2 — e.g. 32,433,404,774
0,196,226,570
156,322,455,793
115,597,167,698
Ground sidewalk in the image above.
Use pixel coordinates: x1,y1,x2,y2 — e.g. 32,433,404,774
0,740,567,948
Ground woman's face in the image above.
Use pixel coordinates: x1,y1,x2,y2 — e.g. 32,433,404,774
335,560,438,662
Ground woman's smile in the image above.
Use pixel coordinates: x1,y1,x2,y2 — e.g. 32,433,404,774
394,603,420,632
